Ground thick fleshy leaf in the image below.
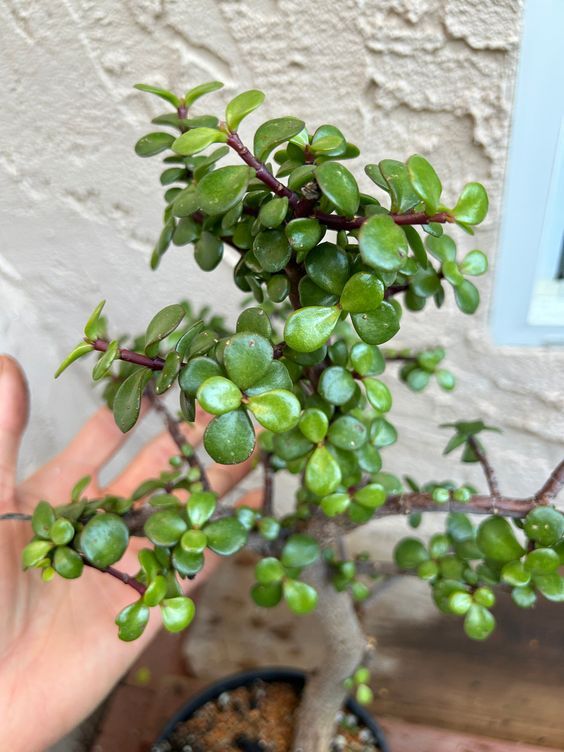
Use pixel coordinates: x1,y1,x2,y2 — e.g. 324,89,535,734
394,538,429,569
134,83,180,107
426,234,456,262
155,351,181,395
113,367,152,433
305,446,342,496
144,509,188,547
476,516,525,563
284,306,340,353
534,573,564,602
259,197,289,228
54,342,94,378
354,482,386,510
53,546,84,579
173,128,228,156
281,534,320,569
407,154,442,212
226,90,265,131
315,161,359,216
328,415,367,451
223,332,273,389
187,491,217,528
321,492,350,517
460,250,488,276
145,304,185,355
363,378,392,412
179,357,222,397
194,231,223,271
197,165,250,216
453,182,488,225
81,513,129,568
253,229,292,272
283,579,318,614
359,214,408,272
197,376,242,415
304,242,350,295
160,596,196,633
454,279,480,314
32,501,56,539
285,218,324,256
92,340,119,381
245,361,293,397
379,159,420,213
524,507,564,546
299,408,329,443
116,601,150,641
464,604,495,640
251,582,283,607
255,557,285,584
247,389,301,433
204,409,256,464
318,366,356,406
185,80,223,106
84,300,106,340
351,303,400,345
135,132,175,157
298,277,338,307
254,117,305,162
204,516,248,555
350,343,385,376
340,272,384,313
236,307,272,339
22,540,54,568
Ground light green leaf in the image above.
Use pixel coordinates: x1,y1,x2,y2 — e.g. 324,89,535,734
204,516,248,555
284,306,341,353
161,596,196,632
340,272,384,313
460,250,488,276
197,165,250,216
185,80,224,107
226,90,265,131
254,117,306,162
351,302,400,345
81,513,129,568
283,579,318,614
84,300,106,340
359,214,408,272
248,389,301,433
172,128,228,156
453,182,488,225
305,445,342,496
134,83,180,107
407,154,442,212
54,342,94,378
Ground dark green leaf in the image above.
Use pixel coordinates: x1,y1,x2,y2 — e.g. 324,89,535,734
223,332,273,389
351,302,400,345
359,214,408,272
407,154,442,212
145,304,185,355
116,601,150,641
379,159,420,213
281,534,320,569
285,218,324,257
259,197,289,228
204,516,248,555
113,368,152,433
476,516,525,563
135,132,175,157
464,604,495,640
305,242,350,295
187,491,217,528
251,582,283,607
524,507,564,547
253,229,292,272
318,366,356,406
394,538,428,569
315,161,359,216
204,409,256,464
454,279,480,314
54,342,94,379
144,509,187,547
179,357,222,397
340,272,384,313
254,117,306,162
194,231,224,271
81,513,129,568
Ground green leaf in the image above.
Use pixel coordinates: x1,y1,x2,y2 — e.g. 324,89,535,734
453,182,488,225
534,573,564,602
194,231,223,271
92,340,119,381
403,225,428,268
135,132,175,157
134,83,180,107
204,409,256,464
299,408,329,443
32,500,56,539
226,90,265,131
254,117,306,162
172,128,228,156
142,574,168,607
54,342,94,378
460,250,488,276
524,547,560,575
315,161,359,216
49,518,75,546
116,601,150,641
187,491,217,528
304,242,350,295
394,538,429,569
379,159,421,213
476,516,525,563
351,302,400,345
283,579,318,614
281,534,320,569
112,367,152,433
285,218,324,256
160,596,196,632
321,492,350,517
365,163,388,191
370,419,398,448
305,445,342,496
354,483,386,509
245,361,293,397
340,272,384,313
253,229,292,272
464,604,495,640
172,547,204,577
185,80,224,107
501,560,531,587
145,304,185,355
350,343,385,376
512,585,537,609
197,376,242,415
359,214,408,273
251,582,283,607
255,558,285,585
318,366,356,406
247,389,301,433
53,546,84,579
259,197,289,228
327,415,367,451
204,516,248,555
284,306,341,353
426,234,456,263
197,165,250,216
524,507,564,547
363,378,392,412
237,307,272,339
155,351,181,395
81,513,129,568
223,332,273,390
407,154,442,212
144,509,187,546
454,279,480,314
84,300,106,340
22,540,54,569
179,357,222,397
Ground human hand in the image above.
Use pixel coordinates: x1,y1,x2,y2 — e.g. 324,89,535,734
0,355,261,752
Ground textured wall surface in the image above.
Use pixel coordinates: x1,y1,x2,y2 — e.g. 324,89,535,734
1,0,562,505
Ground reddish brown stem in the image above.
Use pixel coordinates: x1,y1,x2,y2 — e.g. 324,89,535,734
468,436,501,499
83,559,146,595
536,459,564,503
91,339,165,370
313,209,453,232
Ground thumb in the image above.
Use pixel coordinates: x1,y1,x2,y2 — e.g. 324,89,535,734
0,355,29,507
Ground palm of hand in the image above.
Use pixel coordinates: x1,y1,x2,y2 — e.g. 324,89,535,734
0,356,258,751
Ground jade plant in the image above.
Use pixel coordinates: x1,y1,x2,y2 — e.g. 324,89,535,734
12,81,564,751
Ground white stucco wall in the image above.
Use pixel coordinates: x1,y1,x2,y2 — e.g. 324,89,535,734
1,0,562,501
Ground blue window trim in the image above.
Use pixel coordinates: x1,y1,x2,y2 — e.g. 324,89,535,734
491,0,564,345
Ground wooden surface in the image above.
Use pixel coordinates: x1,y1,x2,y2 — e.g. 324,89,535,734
93,553,564,750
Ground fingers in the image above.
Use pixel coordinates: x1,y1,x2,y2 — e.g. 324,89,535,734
105,407,212,497
0,356,29,508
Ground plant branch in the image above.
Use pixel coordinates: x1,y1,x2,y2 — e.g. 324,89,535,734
468,436,500,499
261,452,274,516
0,512,31,521
83,559,146,595
536,459,564,503
147,389,211,492
313,209,453,232
91,339,165,370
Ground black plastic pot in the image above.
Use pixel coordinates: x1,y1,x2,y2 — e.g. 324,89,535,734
154,666,389,751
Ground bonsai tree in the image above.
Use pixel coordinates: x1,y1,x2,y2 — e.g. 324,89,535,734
10,81,564,752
